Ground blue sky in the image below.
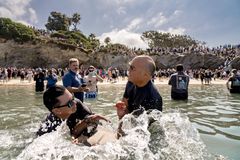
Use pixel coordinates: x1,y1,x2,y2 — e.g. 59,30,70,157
0,0,239,48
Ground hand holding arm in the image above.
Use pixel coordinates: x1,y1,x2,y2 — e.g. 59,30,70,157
85,114,111,123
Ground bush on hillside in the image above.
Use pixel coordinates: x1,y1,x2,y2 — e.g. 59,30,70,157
50,30,94,49
0,18,36,43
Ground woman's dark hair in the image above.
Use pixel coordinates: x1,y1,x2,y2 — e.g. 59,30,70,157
43,85,66,111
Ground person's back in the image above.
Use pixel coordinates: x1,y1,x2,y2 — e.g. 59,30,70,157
227,69,240,93
168,64,189,100
46,70,58,88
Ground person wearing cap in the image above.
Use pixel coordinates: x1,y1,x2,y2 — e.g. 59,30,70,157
84,65,103,98
168,64,190,100
226,69,240,93
36,85,116,146
62,58,89,102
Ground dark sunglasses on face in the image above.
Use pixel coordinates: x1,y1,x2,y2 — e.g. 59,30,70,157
54,97,76,109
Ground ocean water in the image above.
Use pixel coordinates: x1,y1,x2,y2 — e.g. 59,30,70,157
0,83,239,160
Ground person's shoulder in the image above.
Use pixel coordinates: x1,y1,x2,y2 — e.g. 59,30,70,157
62,72,72,81
149,81,160,93
149,84,162,100
63,71,71,77
46,113,60,121
126,81,134,88
171,73,178,77
228,76,234,80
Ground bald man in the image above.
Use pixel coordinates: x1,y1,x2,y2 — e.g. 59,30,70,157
116,55,163,120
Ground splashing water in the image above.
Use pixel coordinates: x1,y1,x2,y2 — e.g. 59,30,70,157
17,110,227,160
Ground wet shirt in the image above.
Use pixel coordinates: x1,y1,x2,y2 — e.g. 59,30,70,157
124,81,163,113
62,70,85,102
36,113,62,136
229,76,240,93
168,72,189,94
36,99,92,137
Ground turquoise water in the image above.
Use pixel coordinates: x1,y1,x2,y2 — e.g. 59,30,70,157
0,84,239,159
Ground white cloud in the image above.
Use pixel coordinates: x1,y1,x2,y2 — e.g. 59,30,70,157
16,20,32,27
173,10,182,16
147,12,168,28
117,6,126,15
98,29,148,49
126,18,143,31
28,8,38,24
0,0,38,24
158,27,186,35
0,7,12,18
116,0,138,5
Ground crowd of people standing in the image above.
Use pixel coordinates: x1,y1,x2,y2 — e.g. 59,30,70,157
0,66,239,87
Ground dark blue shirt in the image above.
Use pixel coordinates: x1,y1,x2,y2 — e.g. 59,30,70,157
62,70,85,102
46,73,58,88
229,76,240,93
124,81,163,113
168,72,189,99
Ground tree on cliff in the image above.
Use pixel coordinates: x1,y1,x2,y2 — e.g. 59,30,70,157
88,33,100,49
71,13,81,31
104,37,111,45
45,11,72,31
141,31,197,48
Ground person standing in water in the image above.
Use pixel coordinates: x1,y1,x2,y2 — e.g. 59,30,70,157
46,68,58,89
226,69,240,93
115,55,163,120
34,68,45,92
168,64,190,100
84,65,103,98
62,58,89,102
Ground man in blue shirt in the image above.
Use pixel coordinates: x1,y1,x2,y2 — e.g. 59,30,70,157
62,58,89,102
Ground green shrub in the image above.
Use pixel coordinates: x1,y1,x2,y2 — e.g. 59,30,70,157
0,18,36,43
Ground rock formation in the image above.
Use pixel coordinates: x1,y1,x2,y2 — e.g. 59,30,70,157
0,40,239,69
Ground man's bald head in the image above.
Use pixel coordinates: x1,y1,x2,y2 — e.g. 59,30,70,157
130,55,156,76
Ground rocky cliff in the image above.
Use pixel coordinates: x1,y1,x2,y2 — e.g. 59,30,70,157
0,40,239,69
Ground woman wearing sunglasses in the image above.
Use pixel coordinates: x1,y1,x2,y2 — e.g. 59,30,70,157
36,85,116,146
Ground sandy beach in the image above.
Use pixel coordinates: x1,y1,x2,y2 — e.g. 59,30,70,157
0,78,228,86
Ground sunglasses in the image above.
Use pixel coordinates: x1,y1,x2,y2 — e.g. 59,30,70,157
54,97,76,109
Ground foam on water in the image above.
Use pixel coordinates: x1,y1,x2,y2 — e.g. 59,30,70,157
17,110,227,160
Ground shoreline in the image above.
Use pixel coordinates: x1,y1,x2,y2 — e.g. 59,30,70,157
0,78,228,86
